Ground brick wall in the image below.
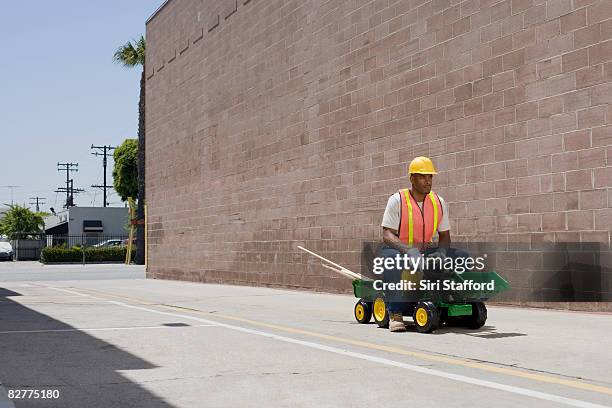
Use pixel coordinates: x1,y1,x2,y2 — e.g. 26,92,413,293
145,0,611,297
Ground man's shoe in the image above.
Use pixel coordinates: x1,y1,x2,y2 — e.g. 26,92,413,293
389,313,406,332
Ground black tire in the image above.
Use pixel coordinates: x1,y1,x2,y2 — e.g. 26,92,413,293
466,302,487,329
354,299,372,324
413,301,441,333
372,296,389,328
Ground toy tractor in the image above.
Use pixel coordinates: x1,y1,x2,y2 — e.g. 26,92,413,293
299,246,510,333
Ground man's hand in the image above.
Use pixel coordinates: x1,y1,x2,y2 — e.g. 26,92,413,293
427,247,447,261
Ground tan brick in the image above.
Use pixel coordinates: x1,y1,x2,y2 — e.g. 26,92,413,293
497,214,518,232
538,96,564,118
486,198,508,216
553,191,579,211
594,208,612,230
474,145,495,164
592,125,612,147
530,193,554,212
580,189,607,209
517,175,541,195
567,210,594,229
594,167,611,188
492,71,515,91
473,77,492,96
574,24,602,48
518,213,542,231
578,106,607,130
475,215,497,232
587,40,612,65
577,147,606,169
513,28,536,49
528,155,552,175
511,0,533,14
503,49,525,70
563,130,591,151
507,195,530,213
547,0,572,19
542,212,566,231
524,4,546,27
496,107,517,126
538,135,563,155
551,112,577,134
475,181,496,198
537,19,561,42
515,64,537,85
587,1,612,25
517,138,540,158
483,92,505,111
560,8,587,34
491,0,512,21
502,13,524,36
504,123,528,141
576,65,605,89
562,49,589,73
592,83,612,105
580,230,610,245
492,35,513,56
528,117,551,137
485,161,507,180
483,56,504,76
504,159,527,177
454,83,473,102
566,169,594,190
516,101,539,122
536,57,562,79
495,179,516,198
465,97,484,116
552,151,578,172
563,89,590,111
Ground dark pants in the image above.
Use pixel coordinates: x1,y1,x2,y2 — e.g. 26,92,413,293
381,245,469,313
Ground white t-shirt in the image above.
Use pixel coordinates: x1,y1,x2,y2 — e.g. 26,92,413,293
381,191,450,233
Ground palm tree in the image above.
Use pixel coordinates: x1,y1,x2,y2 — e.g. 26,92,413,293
114,36,146,265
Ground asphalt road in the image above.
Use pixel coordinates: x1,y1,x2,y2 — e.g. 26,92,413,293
0,261,611,408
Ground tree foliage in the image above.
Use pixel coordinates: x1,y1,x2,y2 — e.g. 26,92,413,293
113,139,138,201
0,205,45,237
113,36,146,68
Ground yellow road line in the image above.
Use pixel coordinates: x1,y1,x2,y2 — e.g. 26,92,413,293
63,286,612,396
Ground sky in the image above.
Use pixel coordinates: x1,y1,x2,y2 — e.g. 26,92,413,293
0,1,162,212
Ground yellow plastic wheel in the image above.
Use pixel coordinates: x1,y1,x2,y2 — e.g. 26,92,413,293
412,301,440,333
415,307,428,327
373,296,389,328
354,299,372,324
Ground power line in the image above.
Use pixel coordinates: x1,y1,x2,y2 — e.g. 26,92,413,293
28,196,47,212
90,145,116,207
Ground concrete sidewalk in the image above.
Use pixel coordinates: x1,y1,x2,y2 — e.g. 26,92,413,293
0,265,611,407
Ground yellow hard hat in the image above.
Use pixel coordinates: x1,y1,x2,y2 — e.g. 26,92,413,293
408,156,437,175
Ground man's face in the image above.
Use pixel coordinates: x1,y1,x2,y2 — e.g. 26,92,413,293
410,173,433,194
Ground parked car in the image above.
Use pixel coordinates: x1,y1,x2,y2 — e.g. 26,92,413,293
93,239,124,248
0,242,13,261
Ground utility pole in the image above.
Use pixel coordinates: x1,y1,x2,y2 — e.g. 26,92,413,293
29,197,47,212
57,163,78,208
54,180,84,208
1,185,21,205
91,144,116,207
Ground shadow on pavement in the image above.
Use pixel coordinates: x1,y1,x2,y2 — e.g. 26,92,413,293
0,287,177,408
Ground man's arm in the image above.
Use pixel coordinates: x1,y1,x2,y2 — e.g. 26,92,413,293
382,227,413,254
438,230,451,248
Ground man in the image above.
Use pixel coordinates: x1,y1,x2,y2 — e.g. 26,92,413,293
380,156,451,332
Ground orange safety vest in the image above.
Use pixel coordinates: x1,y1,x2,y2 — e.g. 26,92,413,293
398,189,443,246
